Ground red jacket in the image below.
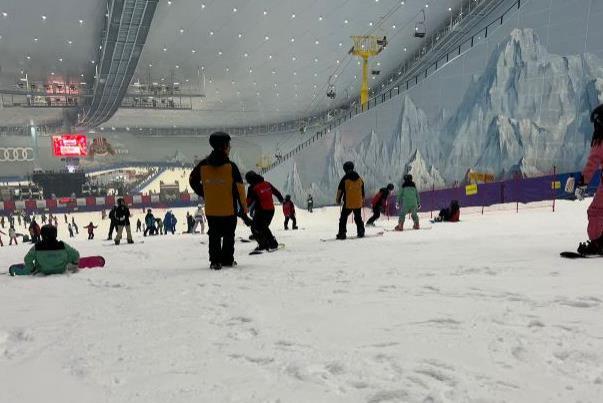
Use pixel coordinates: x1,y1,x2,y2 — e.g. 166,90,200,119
282,200,295,217
247,181,283,211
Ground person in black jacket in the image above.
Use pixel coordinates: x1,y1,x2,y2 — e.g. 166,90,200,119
114,198,134,245
107,205,117,240
245,170,284,252
366,183,394,226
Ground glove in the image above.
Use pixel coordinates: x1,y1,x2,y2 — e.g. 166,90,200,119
575,186,587,201
242,214,252,227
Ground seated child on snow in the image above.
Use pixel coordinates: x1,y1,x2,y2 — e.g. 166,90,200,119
435,200,460,222
24,224,80,275
395,175,420,231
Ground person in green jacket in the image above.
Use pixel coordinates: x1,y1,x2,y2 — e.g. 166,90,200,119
395,174,421,231
24,224,80,275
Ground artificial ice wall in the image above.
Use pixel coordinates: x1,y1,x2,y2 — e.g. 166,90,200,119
266,0,603,206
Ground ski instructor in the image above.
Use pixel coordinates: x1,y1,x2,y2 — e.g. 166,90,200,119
575,104,603,255
189,132,249,270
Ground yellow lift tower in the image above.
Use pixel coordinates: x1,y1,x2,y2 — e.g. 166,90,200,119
349,35,387,107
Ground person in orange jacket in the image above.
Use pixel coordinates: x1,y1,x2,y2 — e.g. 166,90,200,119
335,161,365,240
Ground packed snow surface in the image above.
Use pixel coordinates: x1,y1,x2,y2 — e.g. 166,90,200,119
1,200,602,402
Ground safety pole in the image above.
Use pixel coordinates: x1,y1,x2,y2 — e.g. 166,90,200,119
552,165,557,213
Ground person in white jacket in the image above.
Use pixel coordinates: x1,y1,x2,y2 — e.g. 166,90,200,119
193,205,206,234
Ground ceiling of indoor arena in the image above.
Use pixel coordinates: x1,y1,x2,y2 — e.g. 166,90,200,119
0,0,464,129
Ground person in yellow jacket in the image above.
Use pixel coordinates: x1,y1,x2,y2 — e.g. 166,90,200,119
189,132,249,270
335,161,365,240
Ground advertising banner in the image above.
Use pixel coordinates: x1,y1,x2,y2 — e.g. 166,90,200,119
52,135,88,157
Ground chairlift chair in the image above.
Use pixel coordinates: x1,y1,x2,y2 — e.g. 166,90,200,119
414,10,426,38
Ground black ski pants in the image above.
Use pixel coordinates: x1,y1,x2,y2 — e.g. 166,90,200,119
338,208,365,237
107,220,116,239
207,215,237,265
366,206,382,225
284,214,297,229
252,210,278,250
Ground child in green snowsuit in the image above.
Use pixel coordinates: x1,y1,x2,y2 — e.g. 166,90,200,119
24,224,80,275
395,174,421,231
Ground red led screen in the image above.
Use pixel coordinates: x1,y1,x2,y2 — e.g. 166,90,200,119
52,135,88,157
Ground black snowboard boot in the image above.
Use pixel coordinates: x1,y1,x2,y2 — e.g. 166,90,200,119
336,233,346,240
577,236,603,255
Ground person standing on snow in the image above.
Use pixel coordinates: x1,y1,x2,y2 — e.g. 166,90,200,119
189,132,249,270
68,223,74,238
8,225,18,245
335,161,365,240
575,104,603,255
84,222,98,240
114,197,134,245
192,205,206,234
107,205,118,240
366,183,394,226
136,218,142,233
144,209,156,236
71,217,79,234
394,175,421,231
307,194,314,213
283,195,298,230
245,170,284,253
29,219,41,243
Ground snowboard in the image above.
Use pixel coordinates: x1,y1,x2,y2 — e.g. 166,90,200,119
103,241,144,246
560,251,603,259
385,227,432,232
320,231,384,242
9,256,106,276
249,243,286,255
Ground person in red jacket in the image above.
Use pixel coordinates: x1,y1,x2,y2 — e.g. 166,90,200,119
282,194,298,230
245,171,284,253
84,222,98,240
576,104,603,255
29,219,41,243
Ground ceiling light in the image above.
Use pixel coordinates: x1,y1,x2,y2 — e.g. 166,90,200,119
314,58,318,63
401,1,405,4
425,4,429,7
338,42,343,47
34,37,39,42
58,58,63,62
344,19,348,24
1,12,7,17
149,64,152,67
237,33,242,38
179,28,184,34
79,19,84,24
265,35,270,40
26,56,31,60
272,70,276,74
167,0,172,4
201,3,206,9
290,37,295,42
369,22,373,26
91,59,95,64
225,66,230,72
403,47,407,52
218,50,222,55
293,72,297,76
314,73,318,77
449,7,452,11
268,55,273,59
51,72,55,76
263,10,267,15
176,65,180,69
233,7,237,12
163,47,167,52
243,52,248,57
318,16,323,21
315,40,319,45
249,68,253,73
253,81,257,86
192,49,196,53
291,13,296,19
392,25,396,29
67,40,73,45
336,59,340,64
41,15,47,21
292,56,296,61
210,31,214,36
81,74,84,77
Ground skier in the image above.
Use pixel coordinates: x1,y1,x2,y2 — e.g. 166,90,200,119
434,200,461,223
335,161,365,240
63,213,68,224
17,213,22,227
114,197,134,245
164,211,177,234
367,183,395,226
394,175,420,231
24,224,80,275
107,205,118,240
189,132,249,270
71,218,79,235
68,223,74,238
575,104,603,255
156,217,164,235
283,195,298,230
245,170,284,253
136,218,142,233
53,216,58,228
41,213,47,224
84,222,98,240
186,211,194,233
8,225,18,245
144,209,156,237
29,219,41,243
193,205,206,234
307,194,314,213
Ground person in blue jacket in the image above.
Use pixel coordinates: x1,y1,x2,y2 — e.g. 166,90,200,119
144,209,156,236
163,210,177,234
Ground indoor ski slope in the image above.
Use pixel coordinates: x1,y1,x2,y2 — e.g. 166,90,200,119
1,200,602,403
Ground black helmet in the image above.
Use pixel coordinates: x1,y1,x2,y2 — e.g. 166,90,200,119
209,132,231,150
40,224,57,242
285,194,291,200
245,170,262,184
404,174,413,182
343,161,354,172
387,183,394,191
117,197,124,205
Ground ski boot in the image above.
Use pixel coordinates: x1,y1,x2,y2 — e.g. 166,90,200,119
577,237,603,256
292,226,298,230
336,233,346,240
114,239,120,245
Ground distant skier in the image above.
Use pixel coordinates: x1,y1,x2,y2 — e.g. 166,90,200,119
193,205,206,234
307,194,314,213
24,224,80,275
29,219,41,243
283,195,298,230
163,211,177,235
41,213,47,224
8,225,18,245
136,218,142,232
107,205,118,240
144,209,156,236
245,170,284,252
64,213,68,224
84,222,98,240
335,161,365,239
394,175,420,231
575,104,603,255
114,197,134,245
53,216,58,228
434,200,460,223
68,223,74,238
71,218,79,235
0,216,5,228
186,211,194,234
189,132,249,270
367,183,394,226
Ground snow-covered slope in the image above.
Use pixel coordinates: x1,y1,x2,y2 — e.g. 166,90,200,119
1,200,602,402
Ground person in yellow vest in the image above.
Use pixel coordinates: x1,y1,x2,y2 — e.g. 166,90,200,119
189,132,249,270
335,161,365,240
